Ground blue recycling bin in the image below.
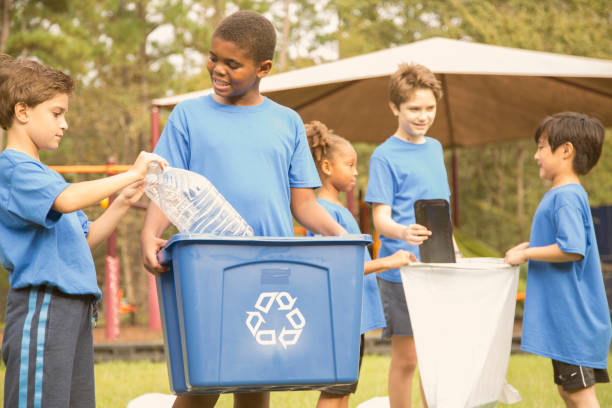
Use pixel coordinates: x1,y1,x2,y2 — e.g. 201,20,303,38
156,234,370,394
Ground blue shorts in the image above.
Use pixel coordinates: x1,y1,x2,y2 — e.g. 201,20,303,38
2,286,97,408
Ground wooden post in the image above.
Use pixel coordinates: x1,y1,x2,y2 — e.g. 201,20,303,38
148,106,162,330
346,188,356,217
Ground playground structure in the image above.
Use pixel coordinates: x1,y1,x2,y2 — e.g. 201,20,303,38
49,113,164,340
50,159,162,340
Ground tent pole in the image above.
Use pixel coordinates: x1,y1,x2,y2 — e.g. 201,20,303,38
452,148,459,228
440,74,459,228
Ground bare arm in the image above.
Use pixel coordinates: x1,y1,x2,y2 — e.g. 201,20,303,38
504,242,583,265
290,188,347,236
52,151,167,213
364,250,417,275
141,202,172,274
371,203,430,245
86,181,145,250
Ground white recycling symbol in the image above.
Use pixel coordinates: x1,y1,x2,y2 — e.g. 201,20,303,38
245,291,306,349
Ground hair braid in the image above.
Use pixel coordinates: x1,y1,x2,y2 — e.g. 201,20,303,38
305,120,331,169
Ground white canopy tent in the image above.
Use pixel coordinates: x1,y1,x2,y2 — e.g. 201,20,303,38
150,37,612,223
152,37,612,148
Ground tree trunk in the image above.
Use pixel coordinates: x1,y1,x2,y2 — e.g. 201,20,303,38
119,219,136,307
213,0,223,28
0,0,10,52
475,146,485,198
278,0,291,72
0,0,8,150
1,0,10,152
494,146,505,210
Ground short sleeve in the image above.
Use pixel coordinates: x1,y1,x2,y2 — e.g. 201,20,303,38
288,120,321,188
365,154,394,205
8,162,68,227
77,210,91,237
554,204,586,256
154,107,191,169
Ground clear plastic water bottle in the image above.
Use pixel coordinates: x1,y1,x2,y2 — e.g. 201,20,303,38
144,163,254,236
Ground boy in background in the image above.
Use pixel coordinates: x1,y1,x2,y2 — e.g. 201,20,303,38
0,54,167,407
140,10,346,408
505,112,610,407
366,63,457,408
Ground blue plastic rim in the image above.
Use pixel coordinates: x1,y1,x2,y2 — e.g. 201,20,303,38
157,234,371,394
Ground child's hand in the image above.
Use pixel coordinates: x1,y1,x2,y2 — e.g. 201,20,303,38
504,242,529,265
130,151,168,178
117,180,145,206
401,224,432,245
387,250,418,269
142,235,169,274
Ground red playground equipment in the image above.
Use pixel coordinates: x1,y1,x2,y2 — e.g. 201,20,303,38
49,110,164,340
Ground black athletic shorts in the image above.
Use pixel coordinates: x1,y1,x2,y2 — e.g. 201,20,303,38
552,359,610,391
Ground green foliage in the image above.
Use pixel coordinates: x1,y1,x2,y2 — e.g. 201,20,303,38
582,131,612,206
324,0,612,60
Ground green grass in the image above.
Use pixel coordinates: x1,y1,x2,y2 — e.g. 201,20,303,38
1,353,610,407
454,228,502,258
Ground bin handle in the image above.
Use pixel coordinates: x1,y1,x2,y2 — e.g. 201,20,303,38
157,247,171,266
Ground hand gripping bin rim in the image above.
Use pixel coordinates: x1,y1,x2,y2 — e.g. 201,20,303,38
156,233,372,394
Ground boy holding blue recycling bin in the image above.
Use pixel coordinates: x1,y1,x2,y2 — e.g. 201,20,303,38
0,54,167,408
504,112,610,407
141,10,348,408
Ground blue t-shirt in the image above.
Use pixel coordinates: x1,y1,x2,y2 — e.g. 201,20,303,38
154,95,320,237
521,184,611,369
0,150,100,298
308,199,386,333
365,136,450,282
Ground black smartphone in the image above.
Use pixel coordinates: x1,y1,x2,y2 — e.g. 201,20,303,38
414,199,455,263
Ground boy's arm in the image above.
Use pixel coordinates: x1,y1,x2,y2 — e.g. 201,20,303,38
364,250,417,275
372,203,431,245
290,188,347,236
504,242,583,265
86,181,144,250
52,151,166,213
141,202,172,274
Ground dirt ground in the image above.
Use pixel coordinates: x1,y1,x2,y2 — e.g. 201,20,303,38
4,321,522,344
3,321,522,347
92,325,164,344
